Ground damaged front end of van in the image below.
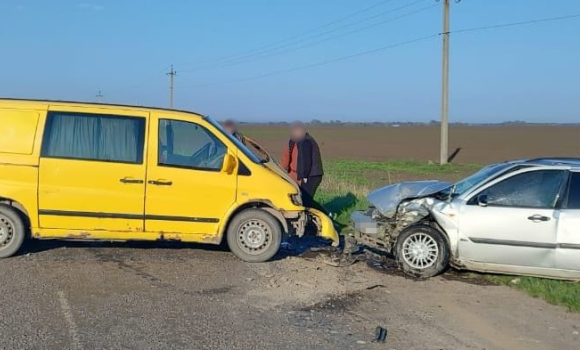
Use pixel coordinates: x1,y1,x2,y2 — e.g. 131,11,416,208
243,137,339,248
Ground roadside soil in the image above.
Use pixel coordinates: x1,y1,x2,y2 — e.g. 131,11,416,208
244,125,580,163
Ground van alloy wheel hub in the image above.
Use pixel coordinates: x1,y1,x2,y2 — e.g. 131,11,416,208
0,215,14,247
238,219,271,254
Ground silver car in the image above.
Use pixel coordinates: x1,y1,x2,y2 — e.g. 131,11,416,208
351,158,580,280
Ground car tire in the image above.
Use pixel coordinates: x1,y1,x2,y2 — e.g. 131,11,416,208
227,209,282,263
0,204,26,258
395,225,449,278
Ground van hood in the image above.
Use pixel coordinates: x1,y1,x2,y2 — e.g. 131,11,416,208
244,136,300,192
367,180,452,218
263,160,300,191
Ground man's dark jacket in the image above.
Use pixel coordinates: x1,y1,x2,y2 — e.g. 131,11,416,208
288,133,324,180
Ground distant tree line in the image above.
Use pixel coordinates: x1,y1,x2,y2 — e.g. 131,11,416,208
238,119,580,127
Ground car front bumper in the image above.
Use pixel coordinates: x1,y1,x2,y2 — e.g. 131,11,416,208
351,211,379,236
350,211,393,253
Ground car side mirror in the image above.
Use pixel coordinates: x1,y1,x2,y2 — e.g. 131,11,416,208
222,154,237,174
477,194,488,207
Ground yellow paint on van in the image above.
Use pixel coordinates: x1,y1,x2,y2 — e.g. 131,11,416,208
0,99,338,257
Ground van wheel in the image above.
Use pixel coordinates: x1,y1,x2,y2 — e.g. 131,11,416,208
227,209,282,263
0,204,26,258
395,225,449,279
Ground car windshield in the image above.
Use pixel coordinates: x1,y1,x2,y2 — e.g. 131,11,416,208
452,162,515,196
205,116,263,164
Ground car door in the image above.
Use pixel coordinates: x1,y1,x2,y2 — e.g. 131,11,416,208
144,114,236,235
457,169,567,268
556,171,580,271
39,108,147,232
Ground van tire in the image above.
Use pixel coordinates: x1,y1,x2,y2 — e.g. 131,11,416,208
0,204,26,258
227,209,282,263
395,225,449,279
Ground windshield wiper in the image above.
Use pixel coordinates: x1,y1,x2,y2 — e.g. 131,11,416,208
449,184,457,199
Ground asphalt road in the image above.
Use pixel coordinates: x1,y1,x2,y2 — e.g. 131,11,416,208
1,240,579,350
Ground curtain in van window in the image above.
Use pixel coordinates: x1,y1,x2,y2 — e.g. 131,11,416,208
45,114,99,160
43,113,144,163
99,117,139,162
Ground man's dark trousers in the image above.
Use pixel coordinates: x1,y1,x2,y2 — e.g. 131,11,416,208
300,175,325,213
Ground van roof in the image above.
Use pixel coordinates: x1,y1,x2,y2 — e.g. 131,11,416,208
0,98,206,118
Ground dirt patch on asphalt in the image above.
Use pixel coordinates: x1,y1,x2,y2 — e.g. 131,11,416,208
297,291,363,313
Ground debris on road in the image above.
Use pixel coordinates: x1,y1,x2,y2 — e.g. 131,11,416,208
374,326,388,343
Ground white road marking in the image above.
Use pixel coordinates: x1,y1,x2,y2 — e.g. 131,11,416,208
57,291,83,350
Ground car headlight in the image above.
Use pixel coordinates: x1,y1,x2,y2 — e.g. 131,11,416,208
290,193,303,206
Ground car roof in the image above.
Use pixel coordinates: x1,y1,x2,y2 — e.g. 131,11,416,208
0,98,206,118
503,157,580,170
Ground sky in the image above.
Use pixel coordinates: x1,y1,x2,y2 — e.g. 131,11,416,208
1,0,579,123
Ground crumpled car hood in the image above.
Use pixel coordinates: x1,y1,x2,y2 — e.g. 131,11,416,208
367,180,452,218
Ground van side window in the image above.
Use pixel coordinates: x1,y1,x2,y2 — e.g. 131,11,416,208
42,112,145,164
566,172,580,209
158,119,226,171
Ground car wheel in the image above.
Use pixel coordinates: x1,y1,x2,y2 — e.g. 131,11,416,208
227,209,282,263
0,204,26,258
395,225,449,278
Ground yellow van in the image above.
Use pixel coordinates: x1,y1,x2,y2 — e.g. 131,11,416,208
0,99,338,262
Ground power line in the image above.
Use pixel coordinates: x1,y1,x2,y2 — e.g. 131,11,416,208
181,34,439,89
183,0,425,71
446,13,580,35
179,11,580,90
180,0,401,68
182,2,438,73
200,0,427,69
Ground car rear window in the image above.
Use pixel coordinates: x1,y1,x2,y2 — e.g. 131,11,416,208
566,172,580,209
41,112,145,164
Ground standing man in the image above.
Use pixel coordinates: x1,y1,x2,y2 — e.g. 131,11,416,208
281,121,325,210
223,119,246,145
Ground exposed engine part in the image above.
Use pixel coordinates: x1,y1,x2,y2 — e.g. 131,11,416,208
354,197,435,254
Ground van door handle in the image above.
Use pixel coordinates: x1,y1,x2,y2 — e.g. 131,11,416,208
148,179,173,186
120,177,144,184
528,214,550,222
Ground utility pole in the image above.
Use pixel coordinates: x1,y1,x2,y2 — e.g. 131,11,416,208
166,64,177,108
440,0,450,165
95,90,104,103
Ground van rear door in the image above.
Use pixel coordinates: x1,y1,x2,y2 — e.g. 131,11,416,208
38,107,148,233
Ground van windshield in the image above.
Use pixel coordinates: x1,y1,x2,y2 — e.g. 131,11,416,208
205,116,262,164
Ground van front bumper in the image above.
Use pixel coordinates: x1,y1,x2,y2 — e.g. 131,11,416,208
280,208,339,247
306,208,340,247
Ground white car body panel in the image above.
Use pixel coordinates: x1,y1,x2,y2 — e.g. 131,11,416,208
352,161,580,280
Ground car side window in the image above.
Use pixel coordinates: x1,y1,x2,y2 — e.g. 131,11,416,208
158,119,226,171
566,172,580,209
42,112,145,164
474,170,566,209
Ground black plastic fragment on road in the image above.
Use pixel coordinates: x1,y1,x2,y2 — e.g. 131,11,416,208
374,326,388,343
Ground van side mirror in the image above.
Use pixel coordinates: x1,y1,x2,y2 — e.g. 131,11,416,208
477,194,488,207
222,154,237,174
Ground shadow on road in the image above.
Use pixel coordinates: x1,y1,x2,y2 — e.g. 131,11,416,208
18,239,230,256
